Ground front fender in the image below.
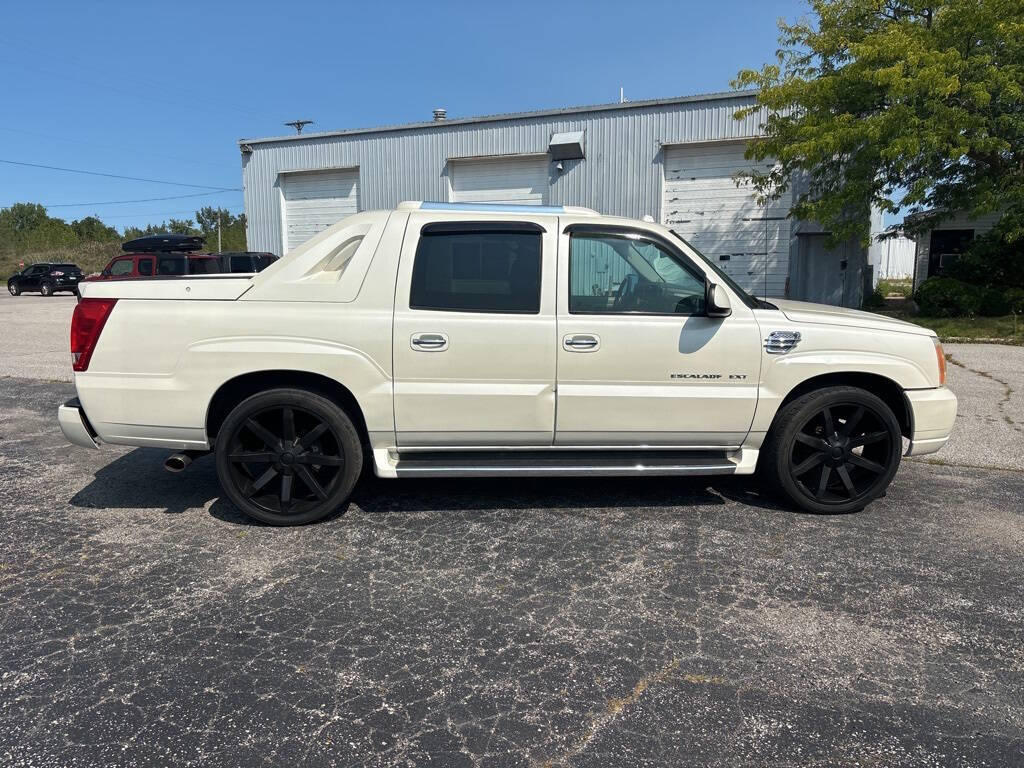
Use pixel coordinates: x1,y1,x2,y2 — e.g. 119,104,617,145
749,349,933,435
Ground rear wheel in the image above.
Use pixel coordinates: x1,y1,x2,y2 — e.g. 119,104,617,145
760,386,902,514
39,282,53,296
8,282,20,296
214,388,363,525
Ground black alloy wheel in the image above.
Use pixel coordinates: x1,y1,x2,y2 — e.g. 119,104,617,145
8,282,20,296
215,388,363,525
40,282,53,296
762,386,902,514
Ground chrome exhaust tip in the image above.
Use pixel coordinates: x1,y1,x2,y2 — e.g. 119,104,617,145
163,450,208,473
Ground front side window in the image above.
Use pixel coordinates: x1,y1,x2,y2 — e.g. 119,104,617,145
410,229,541,313
569,233,706,315
109,258,134,276
138,258,154,276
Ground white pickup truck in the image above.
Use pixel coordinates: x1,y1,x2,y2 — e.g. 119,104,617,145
59,201,957,525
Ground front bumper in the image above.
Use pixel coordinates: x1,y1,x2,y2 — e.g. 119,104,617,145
58,398,99,449
904,387,958,456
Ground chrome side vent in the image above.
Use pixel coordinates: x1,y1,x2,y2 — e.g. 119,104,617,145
765,330,801,354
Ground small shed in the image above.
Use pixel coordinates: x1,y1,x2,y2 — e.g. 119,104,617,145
910,210,1003,289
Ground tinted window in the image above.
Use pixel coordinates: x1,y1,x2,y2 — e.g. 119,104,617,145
138,258,154,276
229,256,250,272
109,258,134,276
189,258,221,275
410,231,541,313
569,233,706,315
157,255,186,275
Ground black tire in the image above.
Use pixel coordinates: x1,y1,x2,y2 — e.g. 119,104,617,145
8,282,20,296
39,282,53,296
760,386,902,514
214,388,363,525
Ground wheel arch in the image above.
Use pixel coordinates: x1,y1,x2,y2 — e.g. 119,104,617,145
776,372,911,438
206,370,370,446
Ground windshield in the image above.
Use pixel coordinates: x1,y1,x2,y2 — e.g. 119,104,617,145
667,230,775,310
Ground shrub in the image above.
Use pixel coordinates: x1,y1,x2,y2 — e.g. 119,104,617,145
1003,288,1024,314
914,277,985,317
862,288,886,309
946,231,1024,289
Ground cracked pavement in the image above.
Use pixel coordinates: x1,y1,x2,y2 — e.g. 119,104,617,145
1,292,1023,766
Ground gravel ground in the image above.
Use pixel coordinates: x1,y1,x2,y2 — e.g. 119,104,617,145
1,290,1023,766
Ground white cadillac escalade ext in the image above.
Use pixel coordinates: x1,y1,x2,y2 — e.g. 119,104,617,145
59,202,957,525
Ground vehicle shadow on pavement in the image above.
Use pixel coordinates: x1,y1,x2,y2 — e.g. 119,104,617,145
69,447,221,516
68,447,794,524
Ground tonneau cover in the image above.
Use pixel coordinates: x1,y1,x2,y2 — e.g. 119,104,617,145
79,276,254,301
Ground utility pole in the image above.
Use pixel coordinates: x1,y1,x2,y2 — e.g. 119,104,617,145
217,213,222,252
285,120,314,134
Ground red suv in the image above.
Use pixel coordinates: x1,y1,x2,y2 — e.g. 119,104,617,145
93,251,221,280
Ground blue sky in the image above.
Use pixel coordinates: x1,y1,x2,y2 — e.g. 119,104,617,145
1,0,808,232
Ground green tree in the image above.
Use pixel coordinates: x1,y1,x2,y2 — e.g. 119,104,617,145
194,206,247,251
0,202,49,234
71,216,119,242
734,0,1024,244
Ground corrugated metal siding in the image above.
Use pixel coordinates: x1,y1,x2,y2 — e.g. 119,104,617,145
242,94,767,254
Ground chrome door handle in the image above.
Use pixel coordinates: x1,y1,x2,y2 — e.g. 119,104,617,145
411,332,449,351
563,334,600,352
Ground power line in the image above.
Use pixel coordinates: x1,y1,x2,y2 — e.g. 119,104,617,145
46,190,241,208
0,158,239,190
0,126,239,171
98,206,243,220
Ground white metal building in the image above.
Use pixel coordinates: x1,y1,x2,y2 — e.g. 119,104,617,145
240,91,871,306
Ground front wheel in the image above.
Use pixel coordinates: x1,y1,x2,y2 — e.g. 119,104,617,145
39,282,53,296
8,282,20,296
760,386,902,514
214,388,363,525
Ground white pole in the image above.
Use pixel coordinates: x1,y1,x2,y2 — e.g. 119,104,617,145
217,214,222,252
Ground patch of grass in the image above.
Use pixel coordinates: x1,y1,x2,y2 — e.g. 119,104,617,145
873,309,1024,344
877,278,913,297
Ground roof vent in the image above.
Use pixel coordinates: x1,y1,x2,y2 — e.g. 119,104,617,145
433,108,447,122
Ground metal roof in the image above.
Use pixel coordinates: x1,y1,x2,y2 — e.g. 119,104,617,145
239,90,758,146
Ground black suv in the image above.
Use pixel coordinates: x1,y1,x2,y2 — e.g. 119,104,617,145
7,263,84,296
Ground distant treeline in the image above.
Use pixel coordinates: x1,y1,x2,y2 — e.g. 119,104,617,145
0,203,248,274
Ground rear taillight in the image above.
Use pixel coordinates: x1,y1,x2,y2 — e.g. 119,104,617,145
934,338,946,386
71,298,117,372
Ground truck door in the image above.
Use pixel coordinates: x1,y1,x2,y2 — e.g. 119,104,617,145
392,215,557,447
554,225,761,447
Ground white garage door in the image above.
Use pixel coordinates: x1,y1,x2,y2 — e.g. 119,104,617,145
449,156,548,205
281,169,360,253
662,143,791,297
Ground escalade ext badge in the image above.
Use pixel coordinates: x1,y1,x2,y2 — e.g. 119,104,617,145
764,330,801,354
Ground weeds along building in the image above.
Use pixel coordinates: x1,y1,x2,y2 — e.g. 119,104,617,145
240,91,873,307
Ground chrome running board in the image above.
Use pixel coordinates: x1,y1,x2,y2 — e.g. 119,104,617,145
392,449,740,478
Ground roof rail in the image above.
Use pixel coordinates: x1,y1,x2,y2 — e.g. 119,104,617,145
398,200,599,216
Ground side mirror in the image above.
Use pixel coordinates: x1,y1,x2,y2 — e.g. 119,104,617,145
101,269,111,277
706,282,732,318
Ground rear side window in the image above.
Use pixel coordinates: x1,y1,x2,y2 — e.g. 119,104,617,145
189,258,221,275
157,256,186,275
410,230,541,313
109,258,134,276
138,258,154,276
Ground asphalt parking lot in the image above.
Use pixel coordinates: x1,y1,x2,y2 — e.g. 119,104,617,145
1,291,1022,767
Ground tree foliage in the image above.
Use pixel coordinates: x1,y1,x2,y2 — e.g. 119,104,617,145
734,0,1024,244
